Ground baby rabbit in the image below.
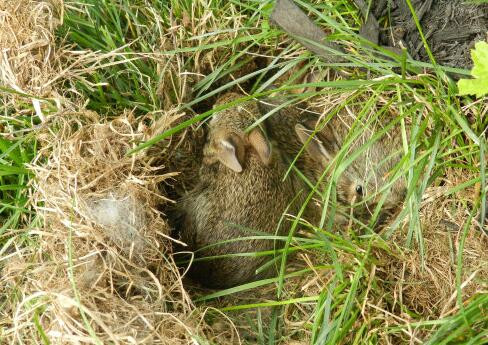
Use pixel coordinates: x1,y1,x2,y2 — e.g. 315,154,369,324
260,97,406,229
178,92,298,289
294,111,407,228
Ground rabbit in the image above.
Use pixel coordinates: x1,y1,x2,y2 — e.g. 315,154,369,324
294,111,407,229
177,92,299,289
260,96,407,230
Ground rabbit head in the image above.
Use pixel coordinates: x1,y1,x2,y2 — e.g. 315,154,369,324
295,116,406,228
202,92,272,172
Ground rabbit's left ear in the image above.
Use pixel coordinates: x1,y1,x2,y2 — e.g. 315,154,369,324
215,134,244,172
248,127,271,165
295,123,332,162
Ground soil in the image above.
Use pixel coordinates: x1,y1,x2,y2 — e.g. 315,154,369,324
372,0,488,69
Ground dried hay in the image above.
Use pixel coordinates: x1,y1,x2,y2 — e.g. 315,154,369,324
0,0,63,101
366,168,488,341
391,171,487,316
0,109,240,344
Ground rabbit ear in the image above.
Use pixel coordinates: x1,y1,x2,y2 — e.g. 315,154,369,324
216,136,243,172
295,123,332,162
248,127,271,165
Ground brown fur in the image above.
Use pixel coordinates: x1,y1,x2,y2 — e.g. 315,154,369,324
178,93,298,288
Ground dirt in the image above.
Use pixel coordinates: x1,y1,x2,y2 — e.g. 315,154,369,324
371,0,488,70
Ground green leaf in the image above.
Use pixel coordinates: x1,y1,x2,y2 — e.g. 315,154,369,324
458,41,488,97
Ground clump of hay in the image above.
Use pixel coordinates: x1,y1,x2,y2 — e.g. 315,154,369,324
371,168,488,333
145,111,207,198
0,110,238,344
0,0,62,99
0,1,240,342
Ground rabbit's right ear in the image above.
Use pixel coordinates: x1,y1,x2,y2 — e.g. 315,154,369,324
216,135,244,173
295,123,332,162
248,127,271,165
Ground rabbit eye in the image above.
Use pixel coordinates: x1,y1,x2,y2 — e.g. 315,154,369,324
355,185,363,196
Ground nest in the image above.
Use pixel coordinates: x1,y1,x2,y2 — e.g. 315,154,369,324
0,1,236,342
0,110,240,344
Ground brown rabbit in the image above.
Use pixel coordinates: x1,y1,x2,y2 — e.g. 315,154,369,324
260,96,407,229
177,92,299,288
295,111,407,228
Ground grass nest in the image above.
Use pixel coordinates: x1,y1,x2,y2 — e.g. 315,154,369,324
0,0,230,342
2,112,224,344
0,110,240,343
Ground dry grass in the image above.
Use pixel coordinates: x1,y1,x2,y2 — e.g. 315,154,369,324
0,0,63,97
388,181,488,318
366,170,488,342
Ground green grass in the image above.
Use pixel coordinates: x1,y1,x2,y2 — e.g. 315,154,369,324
0,110,37,234
2,0,487,344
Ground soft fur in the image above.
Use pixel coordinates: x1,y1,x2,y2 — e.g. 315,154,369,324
178,93,299,288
